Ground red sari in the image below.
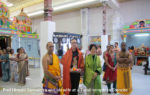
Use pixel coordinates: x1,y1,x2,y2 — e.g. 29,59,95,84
103,53,117,82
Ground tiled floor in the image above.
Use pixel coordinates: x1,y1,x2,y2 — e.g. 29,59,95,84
101,66,150,95
0,65,150,95
0,68,42,95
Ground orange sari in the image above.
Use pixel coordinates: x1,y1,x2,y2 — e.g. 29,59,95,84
43,53,63,95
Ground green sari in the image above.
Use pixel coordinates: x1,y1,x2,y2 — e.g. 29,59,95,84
1,54,10,82
84,54,102,95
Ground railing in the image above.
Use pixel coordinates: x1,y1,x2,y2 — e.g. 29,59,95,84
28,57,40,68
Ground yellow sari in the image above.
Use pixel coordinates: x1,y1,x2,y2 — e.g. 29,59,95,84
117,66,132,95
43,53,63,95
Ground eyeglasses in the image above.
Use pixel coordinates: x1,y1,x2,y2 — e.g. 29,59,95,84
48,46,54,48
71,42,77,44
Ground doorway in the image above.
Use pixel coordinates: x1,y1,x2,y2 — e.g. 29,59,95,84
0,36,11,50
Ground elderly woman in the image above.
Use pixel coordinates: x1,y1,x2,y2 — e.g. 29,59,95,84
17,48,28,85
0,50,3,77
21,48,29,76
1,49,10,82
9,49,18,82
84,44,102,95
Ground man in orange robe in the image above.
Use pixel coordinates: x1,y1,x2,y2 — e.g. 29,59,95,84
61,39,84,95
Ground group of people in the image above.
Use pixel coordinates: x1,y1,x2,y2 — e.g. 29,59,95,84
42,39,133,95
103,42,133,95
0,47,29,86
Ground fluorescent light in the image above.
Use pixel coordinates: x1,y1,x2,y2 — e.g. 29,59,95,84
135,34,149,37
53,0,97,11
21,0,97,17
106,0,119,8
7,2,13,7
28,10,44,17
2,0,14,7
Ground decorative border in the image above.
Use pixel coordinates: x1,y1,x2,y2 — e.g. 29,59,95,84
0,28,39,38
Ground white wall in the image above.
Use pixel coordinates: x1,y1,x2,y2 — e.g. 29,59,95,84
31,7,113,36
118,0,150,27
32,11,81,35
53,11,81,34
32,17,44,35
32,0,150,39
88,7,103,36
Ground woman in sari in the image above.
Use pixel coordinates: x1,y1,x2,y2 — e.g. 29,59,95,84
18,48,28,85
0,50,3,78
84,44,102,95
1,49,10,82
103,45,117,94
9,49,18,82
21,48,29,76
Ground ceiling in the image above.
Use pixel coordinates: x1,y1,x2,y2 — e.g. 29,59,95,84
5,0,133,18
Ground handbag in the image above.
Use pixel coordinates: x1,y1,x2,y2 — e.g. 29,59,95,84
103,63,107,71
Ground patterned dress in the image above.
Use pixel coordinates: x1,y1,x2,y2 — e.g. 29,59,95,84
1,54,10,82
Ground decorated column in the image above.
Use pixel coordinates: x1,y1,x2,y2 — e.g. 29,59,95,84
40,0,56,80
102,1,107,35
101,1,108,65
44,0,53,21
80,8,89,53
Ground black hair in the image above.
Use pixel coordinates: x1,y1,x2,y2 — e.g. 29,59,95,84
97,45,101,48
131,46,134,50
121,42,126,48
10,49,14,53
71,38,77,42
107,45,110,47
46,42,53,48
89,44,97,51
17,48,20,53
110,45,114,47
115,42,118,45
139,21,145,24
20,47,23,49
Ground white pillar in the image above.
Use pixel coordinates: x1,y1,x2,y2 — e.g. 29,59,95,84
101,35,108,66
18,37,21,48
112,11,122,44
81,8,89,53
40,21,56,80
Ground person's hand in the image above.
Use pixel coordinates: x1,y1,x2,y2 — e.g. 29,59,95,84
15,58,18,61
77,69,81,73
70,68,73,72
92,73,97,80
109,65,113,70
112,67,115,71
54,76,61,81
3,59,6,62
12,58,16,61
129,64,133,69
70,68,81,73
24,59,28,61
123,58,128,62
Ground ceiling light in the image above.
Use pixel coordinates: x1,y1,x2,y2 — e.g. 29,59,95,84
2,0,14,7
18,0,98,17
53,0,97,11
28,10,44,17
134,34,149,37
6,2,13,7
